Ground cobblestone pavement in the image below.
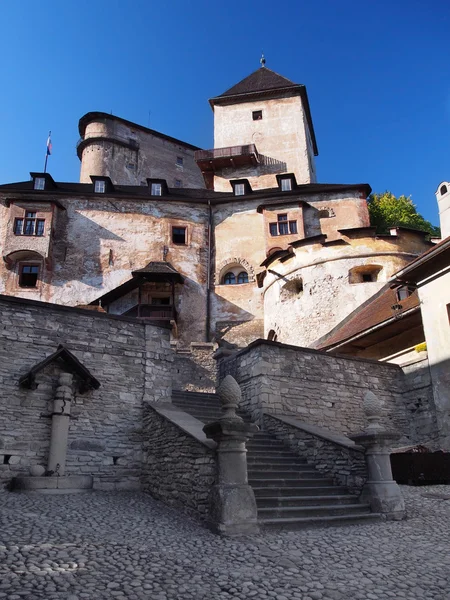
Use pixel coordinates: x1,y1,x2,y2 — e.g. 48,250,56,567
1,485,449,600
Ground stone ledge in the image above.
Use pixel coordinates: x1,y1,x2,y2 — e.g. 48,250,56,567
148,403,217,451
264,413,364,452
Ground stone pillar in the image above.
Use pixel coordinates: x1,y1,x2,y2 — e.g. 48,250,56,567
47,372,73,476
350,391,406,520
203,375,259,536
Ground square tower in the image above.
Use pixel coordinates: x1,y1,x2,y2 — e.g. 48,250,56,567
196,65,318,191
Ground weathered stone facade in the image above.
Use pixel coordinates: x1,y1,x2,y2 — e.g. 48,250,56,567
78,113,205,189
0,64,434,350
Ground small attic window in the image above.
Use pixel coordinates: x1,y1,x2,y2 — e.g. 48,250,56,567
252,110,263,121
151,183,162,196
440,185,448,195
234,183,245,196
94,180,106,193
280,177,292,192
34,177,45,191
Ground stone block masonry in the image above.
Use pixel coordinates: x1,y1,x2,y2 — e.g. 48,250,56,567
142,404,216,519
219,340,411,442
0,294,173,489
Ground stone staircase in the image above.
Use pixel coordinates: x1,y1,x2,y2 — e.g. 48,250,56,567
172,390,380,529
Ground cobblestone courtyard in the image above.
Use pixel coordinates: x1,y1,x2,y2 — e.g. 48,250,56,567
1,486,449,600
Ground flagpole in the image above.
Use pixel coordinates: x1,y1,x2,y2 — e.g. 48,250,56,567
44,130,51,173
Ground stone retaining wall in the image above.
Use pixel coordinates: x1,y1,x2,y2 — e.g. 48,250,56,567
0,295,172,489
263,414,367,493
142,404,216,519
219,340,408,439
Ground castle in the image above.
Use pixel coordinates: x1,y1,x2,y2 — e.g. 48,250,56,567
0,63,435,352
0,63,449,529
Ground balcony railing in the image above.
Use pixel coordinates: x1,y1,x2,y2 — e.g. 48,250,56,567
138,305,176,321
195,144,259,162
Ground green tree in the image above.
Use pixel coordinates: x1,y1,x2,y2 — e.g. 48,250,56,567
367,192,440,237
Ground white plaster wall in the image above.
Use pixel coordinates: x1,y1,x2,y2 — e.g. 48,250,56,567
418,270,450,449
263,239,424,347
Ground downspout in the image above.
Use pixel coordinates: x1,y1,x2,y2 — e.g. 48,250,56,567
205,199,212,342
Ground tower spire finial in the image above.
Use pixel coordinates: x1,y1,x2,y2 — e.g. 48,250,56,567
260,52,266,67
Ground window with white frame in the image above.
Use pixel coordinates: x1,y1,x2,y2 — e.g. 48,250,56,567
94,180,106,193
234,183,245,196
34,177,45,190
151,183,162,196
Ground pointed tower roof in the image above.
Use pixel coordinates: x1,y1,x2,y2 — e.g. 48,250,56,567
218,67,298,98
209,66,318,155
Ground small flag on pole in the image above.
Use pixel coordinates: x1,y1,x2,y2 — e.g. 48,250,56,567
44,131,52,173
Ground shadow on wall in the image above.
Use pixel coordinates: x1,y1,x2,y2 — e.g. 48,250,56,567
212,290,263,347
401,356,450,451
51,213,124,289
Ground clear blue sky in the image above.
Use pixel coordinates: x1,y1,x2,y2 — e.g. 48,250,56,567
1,0,449,226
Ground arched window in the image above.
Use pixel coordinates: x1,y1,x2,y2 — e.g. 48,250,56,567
220,264,250,285
440,185,448,196
267,329,278,342
223,273,236,285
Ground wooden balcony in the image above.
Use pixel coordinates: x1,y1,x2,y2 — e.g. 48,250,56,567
195,144,259,172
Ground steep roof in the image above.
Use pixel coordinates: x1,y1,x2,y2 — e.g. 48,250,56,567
131,261,184,283
217,67,298,98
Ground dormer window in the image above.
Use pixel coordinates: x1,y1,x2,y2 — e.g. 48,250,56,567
34,177,45,191
94,180,106,193
280,178,292,192
151,183,162,196
234,183,245,196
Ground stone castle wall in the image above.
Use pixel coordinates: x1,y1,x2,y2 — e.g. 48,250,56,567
219,340,439,448
79,115,205,188
218,340,410,439
262,230,430,347
0,295,173,489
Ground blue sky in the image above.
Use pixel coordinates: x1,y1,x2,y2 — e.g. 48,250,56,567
0,0,449,225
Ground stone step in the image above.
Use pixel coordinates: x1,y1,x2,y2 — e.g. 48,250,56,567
258,503,371,519
247,457,308,465
259,513,381,530
247,450,299,457
248,469,325,479
248,477,335,487
252,485,350,497
256,494,359,508
247,462,317,473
